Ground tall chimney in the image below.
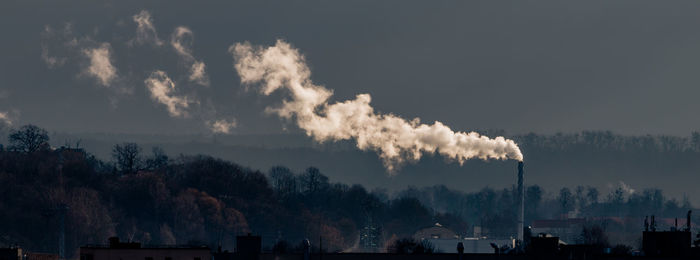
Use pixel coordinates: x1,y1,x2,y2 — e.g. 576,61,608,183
517,161,524,243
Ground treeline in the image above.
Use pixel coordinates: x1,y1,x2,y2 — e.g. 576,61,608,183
0,125,696,258
0,125,459,258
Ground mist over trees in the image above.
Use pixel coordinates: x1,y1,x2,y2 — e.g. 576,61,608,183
44,129,700,207
0,125,698,258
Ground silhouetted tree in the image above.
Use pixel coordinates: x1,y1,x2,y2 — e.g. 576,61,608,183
580,224,609,247
526,185,543,220
269,166,297,198
558,188,573,215
574,186,587,210
145,146,168,170
587,187,599,205
5,129,700,258
299,167,328,195
607,187,625,213
8,124,49,153
386,197,432,237
112,142,142,174
692,131,700,151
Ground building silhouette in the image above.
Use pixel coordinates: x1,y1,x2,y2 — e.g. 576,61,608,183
79,237,210,260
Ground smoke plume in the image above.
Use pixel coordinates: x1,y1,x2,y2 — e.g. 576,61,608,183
42,12,234,132
208,119,237,134
0,112,12,126
82,43,118,87
144,70,195,117
171,27,210,86
230,40,523,171
131,10,163,46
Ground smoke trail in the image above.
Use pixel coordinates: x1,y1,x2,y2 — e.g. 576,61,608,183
82,43,118,87
131,10,163,46
144,70,195,117
171,26,210,86
0,111,12,126
230,40,523,171
208,119,237,134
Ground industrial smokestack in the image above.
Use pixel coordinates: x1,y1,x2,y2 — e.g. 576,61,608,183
517,161,524,243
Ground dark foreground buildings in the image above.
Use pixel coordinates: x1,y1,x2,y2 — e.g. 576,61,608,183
78,237,210,260
0,247,58,260
4,211,700,260
4,229,700,260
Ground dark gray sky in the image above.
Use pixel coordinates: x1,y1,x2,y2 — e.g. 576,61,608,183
2,0,700,136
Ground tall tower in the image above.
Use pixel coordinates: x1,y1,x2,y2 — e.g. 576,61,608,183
517,161,524,243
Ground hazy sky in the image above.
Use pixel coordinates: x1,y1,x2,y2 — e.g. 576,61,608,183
2,0,700,136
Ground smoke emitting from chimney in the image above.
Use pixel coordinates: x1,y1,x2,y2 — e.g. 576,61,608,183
230,40,524,171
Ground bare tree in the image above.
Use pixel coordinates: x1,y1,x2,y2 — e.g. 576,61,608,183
558,187,573,215
692,131,700,151
269,166,297,198
299,167,328,195
8,124,50,153
112,142,142,174
587,186,599,205
580,224,609,247
145,146,168,170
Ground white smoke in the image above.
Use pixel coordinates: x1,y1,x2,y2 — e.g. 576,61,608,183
189,61,208,85
40,24,71,68
41,13,232,131
82,43,118,87
41,45,66,68
208,119,237,134
230,40,523,171
171,27,194,59
619,181,636,195
171,26,210,86
0,111,13,126
131,10,163,46
144,70,195,117
42,23,133,96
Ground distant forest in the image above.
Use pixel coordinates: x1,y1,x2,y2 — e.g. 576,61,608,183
0,125,698,258
40,128,700,207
